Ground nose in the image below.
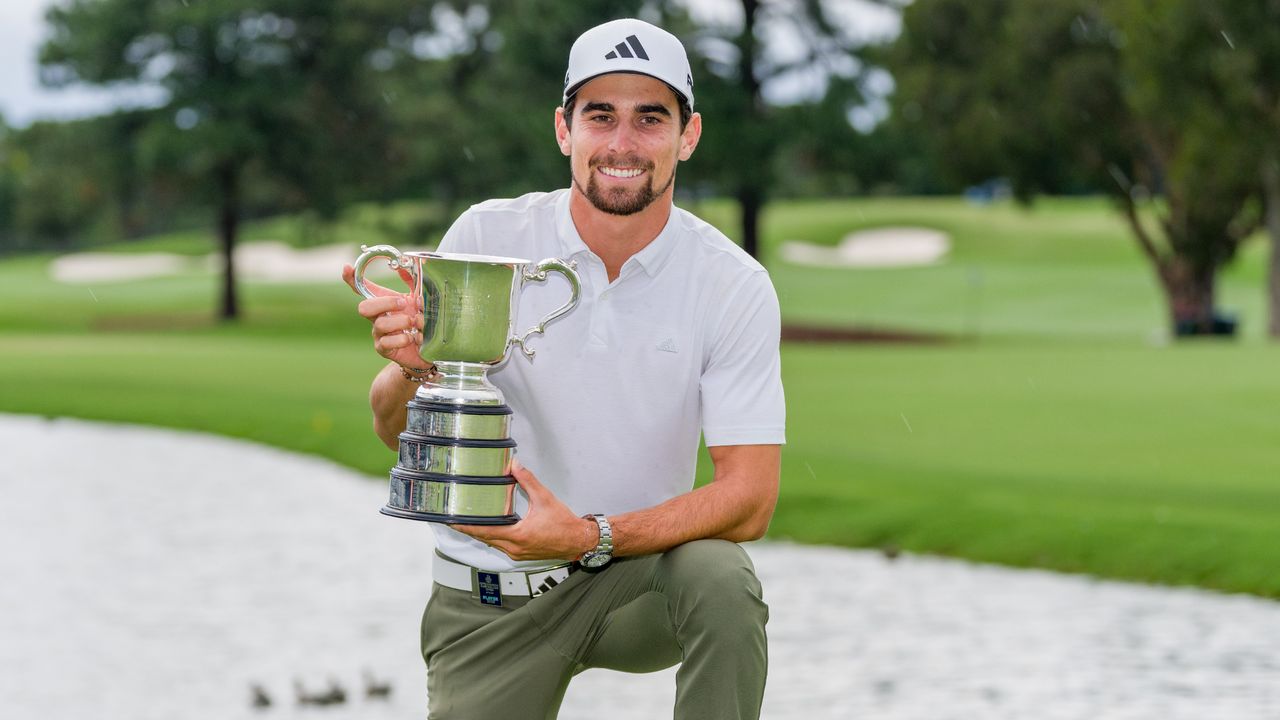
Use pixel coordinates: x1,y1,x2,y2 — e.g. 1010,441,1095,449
606,120,640,155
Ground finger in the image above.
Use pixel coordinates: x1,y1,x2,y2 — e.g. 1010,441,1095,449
372,312,416,337
454,524,513,544
343,263,402,298
374,331,417,355
452,523,486,540
357,295,406,320
341,264,360,294
509,459,547,497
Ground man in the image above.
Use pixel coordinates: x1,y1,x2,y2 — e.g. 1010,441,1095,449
343,18,785,720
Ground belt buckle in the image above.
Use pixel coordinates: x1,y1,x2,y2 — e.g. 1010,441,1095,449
528,565,573,597
476,571,503,607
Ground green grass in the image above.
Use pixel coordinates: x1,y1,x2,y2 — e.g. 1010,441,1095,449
770,342,1280,595
3,196,1278,597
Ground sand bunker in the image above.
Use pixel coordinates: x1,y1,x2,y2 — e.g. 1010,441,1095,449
54,227,951,282
50,241,360,284
203,241,359,283
50,252,193,283
781,227,950,268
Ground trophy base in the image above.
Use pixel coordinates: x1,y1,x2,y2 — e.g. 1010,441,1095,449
385,467,516,524
397,432,515,476
379,505,519,525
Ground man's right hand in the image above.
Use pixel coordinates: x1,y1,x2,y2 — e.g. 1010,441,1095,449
341,263,428,372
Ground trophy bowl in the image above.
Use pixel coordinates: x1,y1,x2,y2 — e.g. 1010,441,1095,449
353,247,580,368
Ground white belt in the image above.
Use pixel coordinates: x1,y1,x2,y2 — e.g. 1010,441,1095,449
432,553,576,598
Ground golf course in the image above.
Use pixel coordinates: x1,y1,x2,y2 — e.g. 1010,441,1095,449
3,195,1276,597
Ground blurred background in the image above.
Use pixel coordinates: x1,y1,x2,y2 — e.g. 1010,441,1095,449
1,0,1279,715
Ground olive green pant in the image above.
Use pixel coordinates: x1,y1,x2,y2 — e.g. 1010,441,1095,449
420,539,768,720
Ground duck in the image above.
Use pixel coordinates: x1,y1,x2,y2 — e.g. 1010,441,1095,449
295,678,347,706
250,683,272,709
364,669,393,700
324,678,348,705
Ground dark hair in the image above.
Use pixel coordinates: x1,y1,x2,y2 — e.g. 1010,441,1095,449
562,86,693,132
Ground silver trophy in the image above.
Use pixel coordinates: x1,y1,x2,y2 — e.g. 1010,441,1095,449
353,244,581,525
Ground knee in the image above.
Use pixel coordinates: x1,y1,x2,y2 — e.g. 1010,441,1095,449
657,540,767,619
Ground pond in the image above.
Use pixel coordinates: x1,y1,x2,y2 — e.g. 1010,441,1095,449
2,415,1278,719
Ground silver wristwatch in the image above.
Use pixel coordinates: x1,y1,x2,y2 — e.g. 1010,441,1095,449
579,514,614,569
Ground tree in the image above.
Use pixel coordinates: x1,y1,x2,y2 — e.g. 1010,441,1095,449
1108,0,1262,334
688,0,881,259
34,0,891,282
0,116,20,252
370,0,880,261
39,0,433,320
1184,0,1280,337
375,1,651,210
6,118,115,251
888,0,1262,335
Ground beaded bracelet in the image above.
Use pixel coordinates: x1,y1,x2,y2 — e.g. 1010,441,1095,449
400,364,438,384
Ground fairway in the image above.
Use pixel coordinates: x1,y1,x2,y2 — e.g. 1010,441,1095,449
3,196,1277,597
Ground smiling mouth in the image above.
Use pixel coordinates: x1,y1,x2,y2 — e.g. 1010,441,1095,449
598,166,645,179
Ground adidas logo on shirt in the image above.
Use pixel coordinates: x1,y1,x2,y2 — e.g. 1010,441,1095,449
657,338,678,353
605,34,649,61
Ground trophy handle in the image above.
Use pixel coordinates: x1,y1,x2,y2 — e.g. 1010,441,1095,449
512,258,581,360
352,244,415,298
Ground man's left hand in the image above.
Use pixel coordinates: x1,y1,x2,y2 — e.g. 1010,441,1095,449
454,460,597,562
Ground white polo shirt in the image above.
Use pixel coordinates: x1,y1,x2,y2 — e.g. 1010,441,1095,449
430,189,785,571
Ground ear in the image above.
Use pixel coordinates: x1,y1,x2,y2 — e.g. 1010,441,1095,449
554,107,572,157
678,112,702,162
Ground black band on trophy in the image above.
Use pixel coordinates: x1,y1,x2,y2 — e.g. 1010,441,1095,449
389,467,523,485
377,506,521,525
407,399,515,416
399,433,518,449
400,432,518,449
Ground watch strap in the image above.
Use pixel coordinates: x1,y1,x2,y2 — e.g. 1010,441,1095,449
581,513,613,567
590,514,612,553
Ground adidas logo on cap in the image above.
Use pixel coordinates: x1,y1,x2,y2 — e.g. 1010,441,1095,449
605,35,649,61
563,18,695,109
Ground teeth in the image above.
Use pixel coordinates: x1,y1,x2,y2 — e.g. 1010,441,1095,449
600,167,643,178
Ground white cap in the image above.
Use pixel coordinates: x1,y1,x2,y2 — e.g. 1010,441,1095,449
563,18,694,109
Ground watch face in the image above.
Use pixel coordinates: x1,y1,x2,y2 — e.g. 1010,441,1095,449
581,552,611,569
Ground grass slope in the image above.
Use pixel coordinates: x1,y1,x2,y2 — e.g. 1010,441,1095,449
2,196,1277,596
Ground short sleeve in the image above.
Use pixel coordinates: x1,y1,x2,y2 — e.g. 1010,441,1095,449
700,270,786,446
437,208,480,254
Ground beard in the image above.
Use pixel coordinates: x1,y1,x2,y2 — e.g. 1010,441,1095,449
573,154,675,216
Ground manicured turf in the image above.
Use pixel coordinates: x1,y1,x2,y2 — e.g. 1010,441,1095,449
3,196,1277,596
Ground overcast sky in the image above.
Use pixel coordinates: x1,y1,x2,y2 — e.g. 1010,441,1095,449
1,0,899,128
0,0,134,125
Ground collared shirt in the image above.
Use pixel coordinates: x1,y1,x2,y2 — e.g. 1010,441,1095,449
429,189,785,572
